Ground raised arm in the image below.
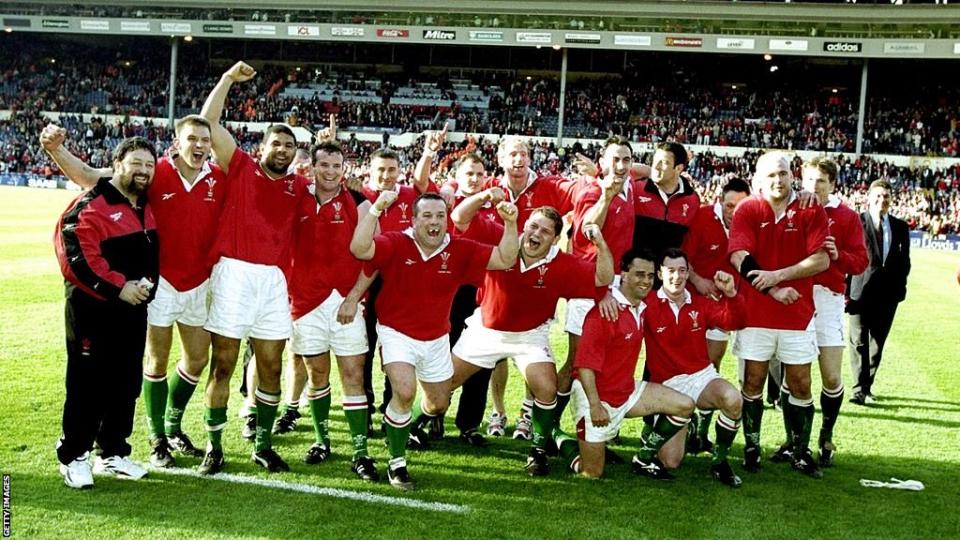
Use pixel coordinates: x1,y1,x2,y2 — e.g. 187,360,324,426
201,61,256,173
486,202,519,270
584,225,614,287
413,123,447,194
40,124,111,189
451,187,504,232
350,191,397,260
581,175,625,231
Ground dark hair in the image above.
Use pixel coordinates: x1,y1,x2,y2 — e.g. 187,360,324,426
804,156,838,184
602,136,632,156
658,247,689,270
264,124,296,141
869,179,892,192
112,136,156,164
370,147,400,164
454,153,485,172
310,141,344,165
655,142,688,169
414,192,446,216
620,248,656,272
530,206,563,236
721,177,751,196
174,114,211,136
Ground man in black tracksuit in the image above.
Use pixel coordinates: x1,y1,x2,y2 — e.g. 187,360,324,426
53,137,159,488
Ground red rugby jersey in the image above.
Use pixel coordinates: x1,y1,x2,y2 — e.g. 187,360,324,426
814,197,868,294
211,149,311,268
727,194,829,330
642,288,746,383
682,203,737,280
482,172,577,226
361,182,438,233
570,180,636,265
289,185,367,319
367,232,493,340
573,290,646,408
147,157,227,291
632,178,700,255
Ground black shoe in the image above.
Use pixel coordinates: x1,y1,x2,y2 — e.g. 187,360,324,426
304,443,331,465
273,408,301,435
198,448,224,475
685,417,701,454
458,429,488,448
242,414,257,441
710,460,743,488
427,415,445,440
631,455,675,480
351,456,380,482
525,448,551,477
819,441,836,468
407,427,431,450
605,447,625,464
743,445,762,473
149,437,175,468
770,443,794,463
387,459,415,491
792,448,823,479
848,391,867,406
167,431,204,457
251,449,290,473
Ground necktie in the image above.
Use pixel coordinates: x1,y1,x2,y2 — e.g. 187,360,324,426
875,222,884,264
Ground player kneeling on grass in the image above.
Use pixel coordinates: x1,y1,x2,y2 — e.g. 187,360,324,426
350,191,519,491
555,249,695,480
640,248,747,487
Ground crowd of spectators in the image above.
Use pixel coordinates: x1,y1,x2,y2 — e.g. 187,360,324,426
3,111,957,234
3,38,960,157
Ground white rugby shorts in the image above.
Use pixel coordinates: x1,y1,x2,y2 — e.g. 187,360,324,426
563,298,595,336
147,277,209,327
452,309,554,374
662,364,723,403
205,257,292,341
377,323,452,383
813,285,845,348
732,320,818,365
572,378,646,443
292,290,368,357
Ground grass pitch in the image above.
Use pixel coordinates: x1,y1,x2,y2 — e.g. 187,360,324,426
1,186,959,539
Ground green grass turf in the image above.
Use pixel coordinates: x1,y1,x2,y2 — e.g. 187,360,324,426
1,185,959,539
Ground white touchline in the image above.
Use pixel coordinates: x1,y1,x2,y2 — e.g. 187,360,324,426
149,467,471,514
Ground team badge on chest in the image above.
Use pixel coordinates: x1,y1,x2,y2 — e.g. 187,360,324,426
331,201,344,224
398,202,410,223
439,252,452,274
688,310,700,331
524,192,535,208
204,177,217,202
534,266,548,288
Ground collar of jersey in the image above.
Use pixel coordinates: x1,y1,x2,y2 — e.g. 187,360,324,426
657,287,692,305
519,244,560,273
403,228,451,261
825,194,842,209
315,184,344,209
712,202,730,235
773,191,799,223
171,158,212,193
500,170,537,200
612,288,646,323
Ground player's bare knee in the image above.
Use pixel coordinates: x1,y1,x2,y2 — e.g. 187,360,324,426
722,390,743,418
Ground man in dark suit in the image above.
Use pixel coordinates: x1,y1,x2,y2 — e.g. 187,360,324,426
847,180,911,405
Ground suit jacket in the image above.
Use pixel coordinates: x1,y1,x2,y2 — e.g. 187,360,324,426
848,212,911,307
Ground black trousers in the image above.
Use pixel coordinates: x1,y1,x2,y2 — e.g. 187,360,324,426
848,303,899,395
449,285,491,433
363,277,387,412
57,292,146,465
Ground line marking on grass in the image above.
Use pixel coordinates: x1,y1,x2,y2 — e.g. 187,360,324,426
149,466,471,514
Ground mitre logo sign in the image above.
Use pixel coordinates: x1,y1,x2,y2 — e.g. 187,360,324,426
423,30,456,40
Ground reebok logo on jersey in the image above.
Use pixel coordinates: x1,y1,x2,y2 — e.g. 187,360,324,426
710,244,720,251
624,332,634,340
162,193,176,200
109,212,123,222
760,222,770,228
405,259,417,265
657,326,667,333
637,196,652,203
